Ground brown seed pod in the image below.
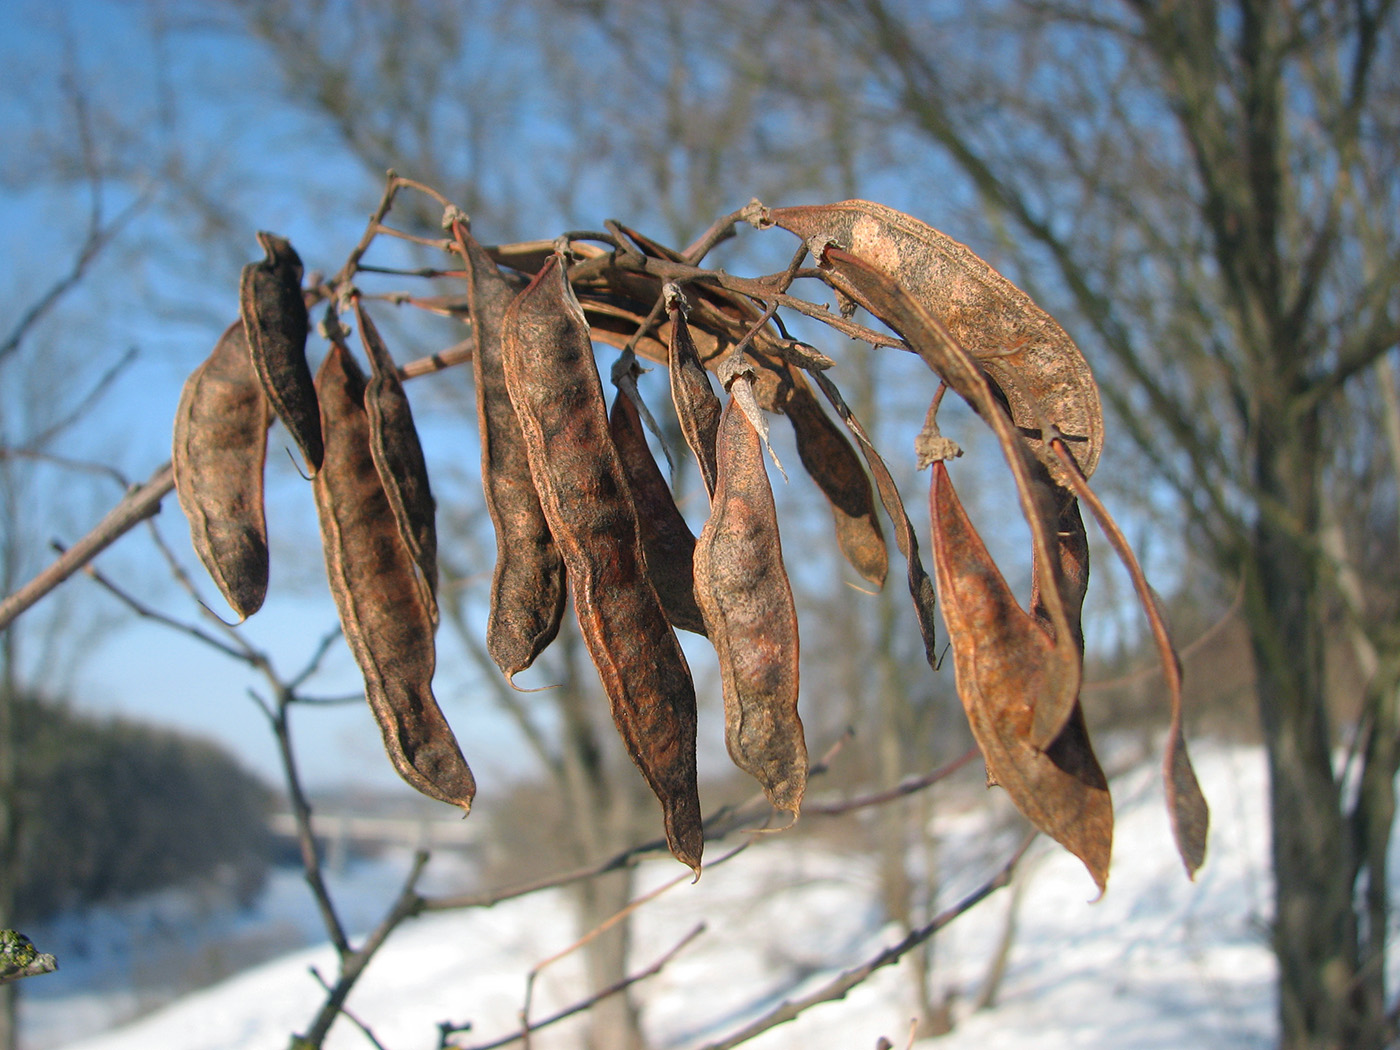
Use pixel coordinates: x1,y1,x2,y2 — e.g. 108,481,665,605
694,385,807,814
171,320,271,621
667,306,723,498
771,365,888,588
312,340,475,812
816,247,1081,748
501,254,703,872
240,231,323,473
353,297,438,620
767,200,1103,482
458,225,568,679
608,383,707,636
811,370,941,668
930,459,1111,892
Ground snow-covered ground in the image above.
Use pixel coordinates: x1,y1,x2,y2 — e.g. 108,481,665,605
27,743,1277,1049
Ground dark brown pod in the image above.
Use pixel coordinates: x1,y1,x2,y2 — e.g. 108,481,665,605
693,387,807,814
667,307,723,498
353,297,438,620
501,254,703,872
312,340,474,812
171,320,271,620
240,231,323,473
772,366,888,588
458,225,568,678
609,387,708,636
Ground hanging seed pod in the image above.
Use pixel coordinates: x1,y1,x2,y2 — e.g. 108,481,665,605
772,364,887,588
694,385,807,814
312,340,474,812
501,254,703,871
667,304,723,498
171,320,272,621
458,225,568,679
608,382,707,636
930,459,1111,892
767,200,1103,482
353,297,438,620
240,231,322,473
815,246,1082,748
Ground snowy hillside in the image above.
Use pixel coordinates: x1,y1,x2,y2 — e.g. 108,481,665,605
31,743,1275,1050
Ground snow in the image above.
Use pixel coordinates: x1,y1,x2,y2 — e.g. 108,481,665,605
28,743,1278,1050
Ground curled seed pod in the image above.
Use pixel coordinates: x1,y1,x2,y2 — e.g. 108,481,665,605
816,247,1081,748
171,320,271,621
608,384,708,636
353,297,438,620
667,305,723,497
772,365,887,588
693,383,807,815
767,200,1103,481
459,226,568,678
240,231,322,473
312,340,475,812
501,254,702,871
930,459,1111,892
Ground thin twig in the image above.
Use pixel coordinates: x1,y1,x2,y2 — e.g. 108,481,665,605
309,967,391,1050
692,834,1035,1050
457,923,707,1050
0,460,174,633
804,746,979,816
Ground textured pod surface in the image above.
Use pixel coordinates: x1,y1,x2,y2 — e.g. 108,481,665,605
769,200,1103,482
501,255,702,871
930,460,1111,891
312,341,475,812
773,365,887,588
240,231,322,473
171,320,271,620
609,388,707,636
694,391,807,814
460,227,567,678
354,298,438,619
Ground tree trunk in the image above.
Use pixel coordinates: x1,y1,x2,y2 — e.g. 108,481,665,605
1247,414,1380,1050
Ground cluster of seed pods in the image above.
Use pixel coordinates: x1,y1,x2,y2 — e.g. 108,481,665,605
171,196,1207,886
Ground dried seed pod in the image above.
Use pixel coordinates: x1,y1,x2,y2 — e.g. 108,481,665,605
459,226,568,678
312,340,475,812
694,386,807,814
930,460,1111,891
772,365,887,588
353,297,438,620
811,370,941,668
171,320,271,620
502,254,702,871
667,305,723,497
609,385,708,636
240,231,323,473
816,247,1081,748
768,200,1103,481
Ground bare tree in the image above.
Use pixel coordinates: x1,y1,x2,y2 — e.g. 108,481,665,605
773,2,1400,1046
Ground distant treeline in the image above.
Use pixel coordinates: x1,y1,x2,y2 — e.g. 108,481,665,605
8,695,274,922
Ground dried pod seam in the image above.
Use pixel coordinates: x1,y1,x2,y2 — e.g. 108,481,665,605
171,320,271,621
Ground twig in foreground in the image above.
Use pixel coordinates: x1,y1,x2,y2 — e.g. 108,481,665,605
692,833,1035,1050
